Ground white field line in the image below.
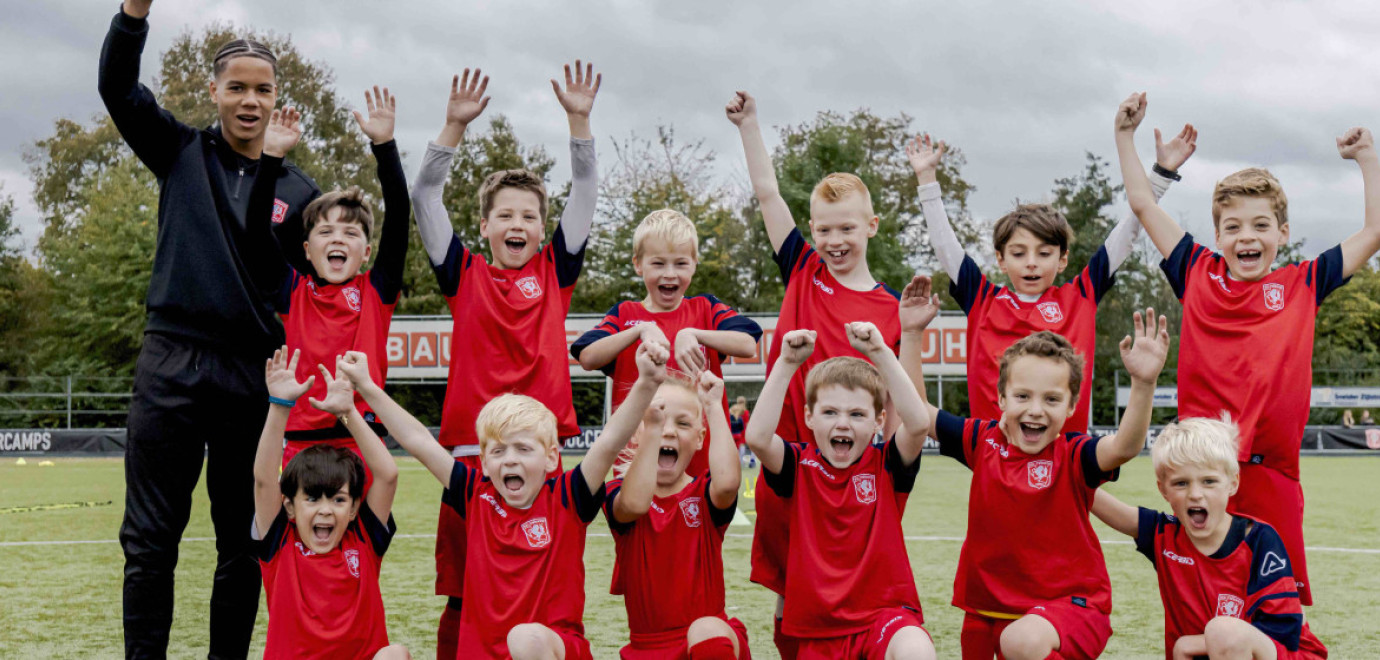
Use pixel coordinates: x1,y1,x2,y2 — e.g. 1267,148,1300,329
4,533,1379,554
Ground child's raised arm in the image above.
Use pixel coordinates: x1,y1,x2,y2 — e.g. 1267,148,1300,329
342,352,454,488
1337,127,1380,277
1090,489,1140,538
551,61,601,253
583,342,669,496
907,135,964,281
354,87,411,304
746,330,815,474
726,91,797,253
254,347,315,536
1096,309,1170,472
243,108,302,292
897,275,943,431
1103,124,1197,271
1114,93,1187,259
848,321,930,466
699,372,742,510
413,69,488,269
310,354,399,522
608,400,665,524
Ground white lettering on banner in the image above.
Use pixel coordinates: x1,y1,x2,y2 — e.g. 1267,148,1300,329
385,313,971,381
0,431,52,452
1119,386,1380,409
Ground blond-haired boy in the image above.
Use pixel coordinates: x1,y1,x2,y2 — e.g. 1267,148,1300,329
726,92,906,655
572,208,761,476
1114,92,1380,605
1092,418,1327,659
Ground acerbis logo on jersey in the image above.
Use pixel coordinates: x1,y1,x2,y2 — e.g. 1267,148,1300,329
801,458,837,480
516,276,543,299
852,473,877,504
984,436,1009,458
812,276,835,295
1216,594,1245,618
1260,551,1288,577
679,497,703,528
1208,272,1232,293
996,291,1021,310
1262,283,1285,311
1036,301,1063,323
345,549,360,578
521,518,551,548
1027,460,1053,489
1161,549,1195,565
480,493,508,518
271,199,289,224
343,286,362,312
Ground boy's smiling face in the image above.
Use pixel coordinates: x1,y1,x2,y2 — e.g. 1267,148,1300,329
283,485,358,555
635,239,698,313
1214,196,1289,282
481,187,546,270
303,207,371,284
482,429,559,509
998,355,1076,455
808,193,877,279
996,227,1068,298
805,385,883,468
640,384,705,488
1158,463,1239,551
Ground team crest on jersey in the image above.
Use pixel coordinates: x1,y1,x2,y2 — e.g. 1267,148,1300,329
344,549,360,578
516,276,543,299
343,286,362,312
271,199,289,224
852,473,877,504
1027,460,1054,489
679,497,704,528
1036,301,1064,323
521,518,552,548
1260,551,1288,577
1216,594,1245,618
1262,283,1285,311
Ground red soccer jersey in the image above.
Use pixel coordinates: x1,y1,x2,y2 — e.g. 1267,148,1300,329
443,461,603,656
1162,235,1346,479
951,247,1115,433
572,295,761,475
1135,510,1325,659
763,439,922,639
436,233,584,447
603,475,737,649
280,273,395,437
934,410,1117,616
254,504,396,660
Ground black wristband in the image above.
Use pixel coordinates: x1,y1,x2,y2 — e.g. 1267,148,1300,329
1152,163,1182,181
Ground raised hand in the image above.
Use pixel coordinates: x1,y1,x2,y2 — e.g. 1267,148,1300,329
352,86,396,145
122,0,153,18
1154,124,1198,172
696,371,725,409
334,351,374,390
725,91,756,126
1119,308,1170,384
906,134,946,180
1114,92,1147,133
264,346,313,402
263,106,302,158
308,361,356,416
445,68,490,128
551,60,601,118
1337,127,1375,160
899,275,941,334
636,340,670,385
674,329,707,379
780,329,817,365
846,321,887,355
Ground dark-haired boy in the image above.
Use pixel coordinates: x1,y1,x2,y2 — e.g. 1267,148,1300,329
252,348,408,660
907,279,1170,659
246,88,410,486
100,0,321,654
907,131,1195,433
409,64,601,654
1114,92,1380,606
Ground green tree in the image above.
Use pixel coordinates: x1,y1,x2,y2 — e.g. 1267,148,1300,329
0,190,50,378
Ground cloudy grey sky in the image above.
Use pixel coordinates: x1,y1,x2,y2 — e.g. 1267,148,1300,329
5,0,1379,258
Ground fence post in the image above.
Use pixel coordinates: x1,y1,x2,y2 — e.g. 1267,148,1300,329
66,375,73,429
937,373,944,410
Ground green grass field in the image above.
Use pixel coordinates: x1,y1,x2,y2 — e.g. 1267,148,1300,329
1,455,1376,658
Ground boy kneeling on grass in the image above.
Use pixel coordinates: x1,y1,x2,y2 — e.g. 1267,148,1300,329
1092,418,1327,660
252,347,408,659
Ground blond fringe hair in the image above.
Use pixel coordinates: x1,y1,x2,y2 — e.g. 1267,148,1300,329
633,209,699,262
1151,415,1241,481
805,356,886,416
810,173,875,216
1212,168,1288,229
475,394,558,455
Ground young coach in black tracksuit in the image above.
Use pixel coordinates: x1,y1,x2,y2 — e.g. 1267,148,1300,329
99,1,320,657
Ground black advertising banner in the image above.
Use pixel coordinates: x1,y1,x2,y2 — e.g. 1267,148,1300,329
1318,426,1380,450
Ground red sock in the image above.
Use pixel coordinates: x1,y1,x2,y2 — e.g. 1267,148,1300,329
437,598,462,660
688,637,737,659
774,616,799,660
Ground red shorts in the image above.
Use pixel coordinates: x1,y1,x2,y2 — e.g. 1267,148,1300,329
1230,462,1312,605
619,617,752,659
557,628,594,660
796,608,929,660
283,437,373,494
749,471,788,595
435,454,480,597
961,600,1111,660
